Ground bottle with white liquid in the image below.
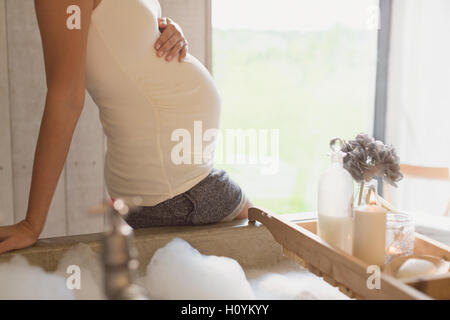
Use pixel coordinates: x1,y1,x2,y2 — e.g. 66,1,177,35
317,138,354,254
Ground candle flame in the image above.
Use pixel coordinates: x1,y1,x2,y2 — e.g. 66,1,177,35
369,190,377,205
388,246,402,254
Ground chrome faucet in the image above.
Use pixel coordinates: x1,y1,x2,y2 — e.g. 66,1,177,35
101,201,148,300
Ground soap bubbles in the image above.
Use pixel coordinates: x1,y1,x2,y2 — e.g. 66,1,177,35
250,271,346,300
0,256,74,300
144,238,347,300
145,238,255,299
0,239,348,300
55,243,104,300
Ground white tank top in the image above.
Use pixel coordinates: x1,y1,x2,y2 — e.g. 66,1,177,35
85,0,221,205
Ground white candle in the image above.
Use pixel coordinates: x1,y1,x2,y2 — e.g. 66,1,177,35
353,191,387,266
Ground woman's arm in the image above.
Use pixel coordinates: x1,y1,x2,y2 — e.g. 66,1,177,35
0,0,95,254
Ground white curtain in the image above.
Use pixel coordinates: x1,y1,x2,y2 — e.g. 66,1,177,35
386,0,450,216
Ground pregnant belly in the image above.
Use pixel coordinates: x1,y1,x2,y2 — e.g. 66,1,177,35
94,52,221,141
137,53,221,114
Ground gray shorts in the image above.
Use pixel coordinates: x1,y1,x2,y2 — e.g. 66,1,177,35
125,168,248,228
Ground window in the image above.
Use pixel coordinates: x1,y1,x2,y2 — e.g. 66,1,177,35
212,0,379,213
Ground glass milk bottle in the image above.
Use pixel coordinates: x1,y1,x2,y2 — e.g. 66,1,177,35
317,139,354,254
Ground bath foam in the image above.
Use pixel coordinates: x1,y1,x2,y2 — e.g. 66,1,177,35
0,255,74,300
0,239,349,299
250,272,348,300
55,243,104,300
145,238,255,299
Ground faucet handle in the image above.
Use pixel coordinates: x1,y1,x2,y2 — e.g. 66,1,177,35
89,199,137,234
88,198,141,217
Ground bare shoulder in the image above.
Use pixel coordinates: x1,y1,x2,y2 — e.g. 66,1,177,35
34,0,95,86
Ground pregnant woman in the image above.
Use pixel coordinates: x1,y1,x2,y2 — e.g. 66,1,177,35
0,0,250,254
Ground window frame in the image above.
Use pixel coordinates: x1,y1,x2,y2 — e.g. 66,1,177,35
373,0,392,142
374,0,392,194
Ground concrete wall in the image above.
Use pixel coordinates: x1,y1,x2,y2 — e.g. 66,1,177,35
0,0,212,237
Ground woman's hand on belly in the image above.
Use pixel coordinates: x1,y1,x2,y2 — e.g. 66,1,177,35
154,17,188,63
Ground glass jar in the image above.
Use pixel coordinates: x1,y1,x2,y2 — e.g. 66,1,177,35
385,212,415,264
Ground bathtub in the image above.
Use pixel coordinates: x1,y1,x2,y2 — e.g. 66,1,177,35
0,213,317,275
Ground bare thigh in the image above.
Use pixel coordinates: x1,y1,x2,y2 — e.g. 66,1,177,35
234,200,252,220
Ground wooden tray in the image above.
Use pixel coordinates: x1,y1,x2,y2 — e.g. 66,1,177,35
248,207,450,300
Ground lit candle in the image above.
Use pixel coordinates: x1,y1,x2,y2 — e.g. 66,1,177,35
387,246,402,255
353,191,387,266
385,245,403,264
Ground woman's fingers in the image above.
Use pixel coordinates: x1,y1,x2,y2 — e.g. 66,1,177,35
154,24,169,51
179,43,188,62
155,21,177,51
0,222,39,254
0,238,15,254
156,29,182,57
0,232,37,254
166,40,185,62
154,17,188,62
158,17,168,30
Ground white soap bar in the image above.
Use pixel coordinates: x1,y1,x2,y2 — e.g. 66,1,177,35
396,258,436,279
